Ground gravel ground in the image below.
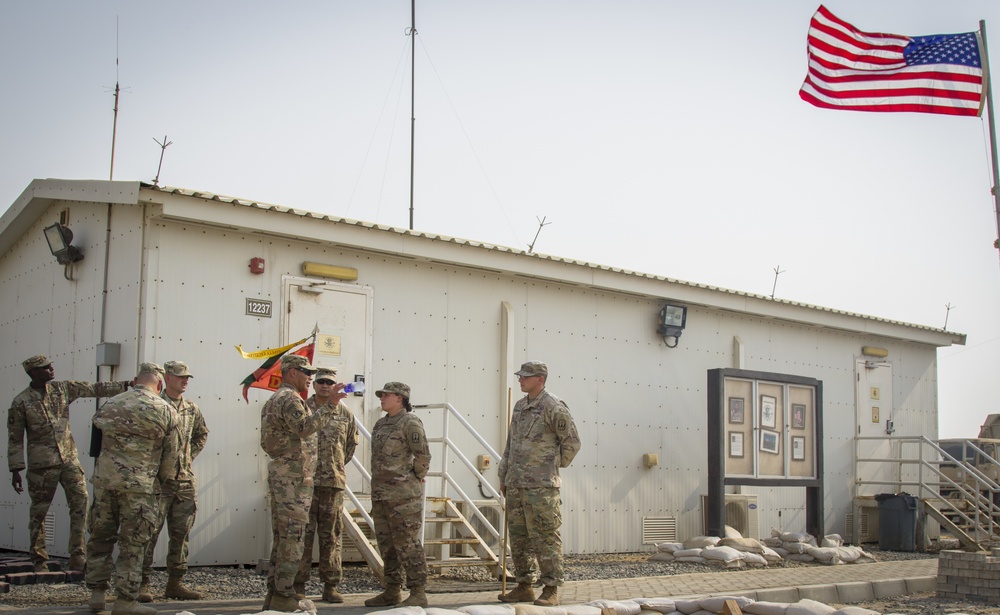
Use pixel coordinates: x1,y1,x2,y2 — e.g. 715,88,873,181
0,547,952,611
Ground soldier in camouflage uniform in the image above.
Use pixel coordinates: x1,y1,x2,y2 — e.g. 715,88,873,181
497,361,580,607
260,354,347,613
6,355,130,573
295,368,358,603
138,361,209,602
364,382,432,608
85,363,180,615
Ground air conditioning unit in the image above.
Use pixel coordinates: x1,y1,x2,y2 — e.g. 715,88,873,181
453,500,503,556
700,494,760,539
850,498,879,544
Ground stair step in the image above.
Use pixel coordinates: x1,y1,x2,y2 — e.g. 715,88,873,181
424,517,463,523
424,537,481,546
427,558,499,568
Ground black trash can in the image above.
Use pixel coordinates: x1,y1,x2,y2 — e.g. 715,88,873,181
875,492,918,551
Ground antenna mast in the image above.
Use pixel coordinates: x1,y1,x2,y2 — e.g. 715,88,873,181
770,265,785,300
109,18,121,180
408,0,417,230
527,216,550,253
153,135,173,186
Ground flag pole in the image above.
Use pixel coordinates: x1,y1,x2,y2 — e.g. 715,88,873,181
979,20,1000,254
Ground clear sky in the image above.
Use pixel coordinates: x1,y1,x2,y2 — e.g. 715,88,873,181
2,1,998,438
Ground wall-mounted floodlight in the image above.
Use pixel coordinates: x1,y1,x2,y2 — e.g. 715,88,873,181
658,303,688,348
44,223,84,265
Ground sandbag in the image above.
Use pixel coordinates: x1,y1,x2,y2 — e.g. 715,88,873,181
674,556,707,564
670,599,703,615
361,608,426,615
648,552,675,562
820,534,843,548
461,605,517,615
427,609,468,615
761,545,783,563
704,559,744,569
805,546,841,564
672,548,703,558
701,545,743,563
719,537,765,554
743,601,789,615
583,600,641,615
785,553,816,562
682,535,721,549
781,542,810,554
723,525,743,539
696,597,754,613
740,551,768,566
785,599,836,615
655,542,685,553
563,606,602,615
515,605,568,615
829,608,879,615
631,598,675,614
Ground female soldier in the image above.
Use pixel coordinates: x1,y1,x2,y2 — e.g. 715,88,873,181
364,382,431,608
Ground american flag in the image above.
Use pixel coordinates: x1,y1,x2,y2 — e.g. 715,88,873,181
799,5,984,116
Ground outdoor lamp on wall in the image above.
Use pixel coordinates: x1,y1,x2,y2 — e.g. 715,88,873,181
657,303,688,348
43,222,84,265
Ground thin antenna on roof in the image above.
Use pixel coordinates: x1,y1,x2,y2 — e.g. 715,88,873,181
770,265,785,300
527,216,550,253
152,135,173,187
108,17,121,181
944,302,955,330
408,0,417,230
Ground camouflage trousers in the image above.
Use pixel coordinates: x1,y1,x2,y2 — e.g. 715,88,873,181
141,479,197,581
267,470,314,597
371,497,427,589
85,488,159,601
296,486,345,586
505,486,564,587
25,462,89,564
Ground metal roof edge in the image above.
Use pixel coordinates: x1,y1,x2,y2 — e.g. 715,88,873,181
0,179,141,258
136,183,960,347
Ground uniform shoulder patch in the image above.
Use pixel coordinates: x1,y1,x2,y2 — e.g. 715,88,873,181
557,418,567,431
411,432,421,443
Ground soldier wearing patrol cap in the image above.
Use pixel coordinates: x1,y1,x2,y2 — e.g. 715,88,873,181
498,361,581,607
85,362,180,615
364,381,432,608
6,354,131,573
138,360,209,602
259,354,347,613
295,367,358,603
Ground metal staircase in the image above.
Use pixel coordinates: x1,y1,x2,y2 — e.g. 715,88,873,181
855,435,1000,551
339,402,510,580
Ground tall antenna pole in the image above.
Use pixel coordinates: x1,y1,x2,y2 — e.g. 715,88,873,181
770,265,785,300
408,0,416,230
109,17,120,181
153,135,173,186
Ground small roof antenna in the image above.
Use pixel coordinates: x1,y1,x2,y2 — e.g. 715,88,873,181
527,216,550,253
770,265,785,300
943,302,955,330
152,135,173,187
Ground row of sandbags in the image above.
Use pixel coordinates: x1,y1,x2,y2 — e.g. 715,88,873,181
651,529,875,567
348,597,883,615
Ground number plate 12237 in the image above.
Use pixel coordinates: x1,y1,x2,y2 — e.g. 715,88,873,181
246,298,272,318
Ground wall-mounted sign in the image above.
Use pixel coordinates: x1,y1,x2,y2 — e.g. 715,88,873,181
246,298,272,318
316,334,342,356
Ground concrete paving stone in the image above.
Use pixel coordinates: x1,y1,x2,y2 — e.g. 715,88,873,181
836,581,874,603
0,581,9,593
905,576,935,594
870,578,907,599
796,583,839,603
753,586,800,603
33,572,65,584
4,572,36,586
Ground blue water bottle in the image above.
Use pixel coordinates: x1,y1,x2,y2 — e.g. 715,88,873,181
343,381,365,394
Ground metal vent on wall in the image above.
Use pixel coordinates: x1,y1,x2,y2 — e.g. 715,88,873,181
642,516,677,544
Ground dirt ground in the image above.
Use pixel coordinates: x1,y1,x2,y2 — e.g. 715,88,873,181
843,591,999,614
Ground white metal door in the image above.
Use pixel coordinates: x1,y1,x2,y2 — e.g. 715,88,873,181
283,276,373,493
855,360,895,497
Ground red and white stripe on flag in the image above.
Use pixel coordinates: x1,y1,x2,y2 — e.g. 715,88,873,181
799,5,984,116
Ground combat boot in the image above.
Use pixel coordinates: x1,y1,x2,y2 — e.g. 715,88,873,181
136,581,152,603
262,589,274,610
164,574,204,600
322,583,344,603
68,555,87,572
34,561,49,573
534,586,559,606
364,583,402,607
110,599,156,615
268,593,301,613
292,581,307,598
498,583,535,603
89,589,107,612
401,585,428,607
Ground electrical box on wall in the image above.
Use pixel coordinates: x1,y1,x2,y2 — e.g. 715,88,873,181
96,343,121,367
477,454,491,471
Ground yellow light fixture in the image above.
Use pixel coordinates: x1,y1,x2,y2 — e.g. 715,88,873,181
302,261,358,281
861,346,889,358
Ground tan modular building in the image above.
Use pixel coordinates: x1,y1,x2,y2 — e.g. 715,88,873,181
0,179,965,564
